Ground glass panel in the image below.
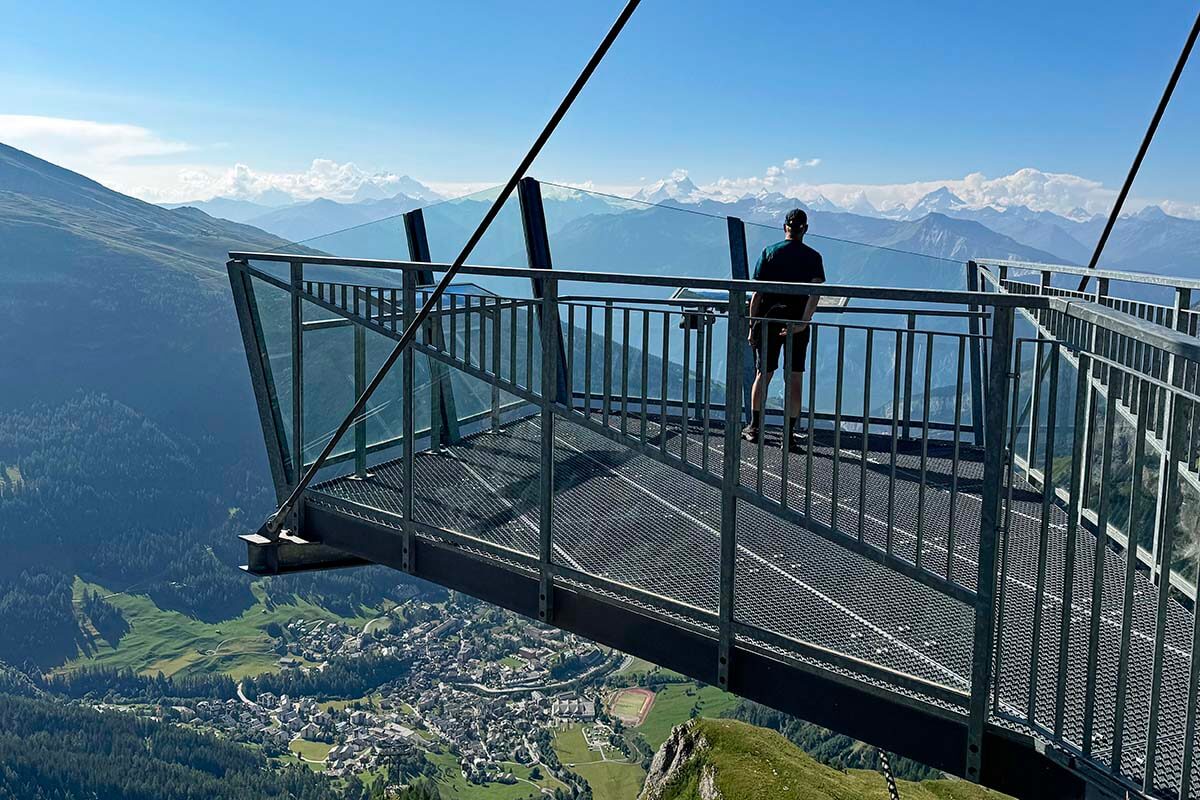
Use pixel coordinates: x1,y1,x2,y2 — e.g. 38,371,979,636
422,185,530,300
246,272,295,476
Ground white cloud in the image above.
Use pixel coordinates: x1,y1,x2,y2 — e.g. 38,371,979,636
0,114,190,178
784,157,821,170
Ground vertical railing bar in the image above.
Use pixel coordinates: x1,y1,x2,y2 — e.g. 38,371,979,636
603,300,614,429
916,332,933,568
525,303,534,392
858,329,873,543
805,327,818,523
660,313,671,458
681,311,691,463
508,299,518,388
1112,378,1150,776
490,298,501,431
903,312,916,438
967,261,986,446
1026,338,1045,476
1028,342,1060,726
621,308,630,436
464,295,473,369
449,293,458,360
948,335,966,584
756,317,767,494
832,326,845,534
702,313,714,474
640,310,650,444
566,303,576,410
584,306,593,418
780,323,794,509
887,329,901,557
1056,353,1092,739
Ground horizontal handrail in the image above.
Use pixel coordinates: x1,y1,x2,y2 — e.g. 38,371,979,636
978,257,1200,292
231,251,1051,309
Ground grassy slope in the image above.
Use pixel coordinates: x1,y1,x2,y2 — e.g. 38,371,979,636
638,684,740,750
423,750,563,800
63,578,374,679
553,724,645,800
651,719,1004,800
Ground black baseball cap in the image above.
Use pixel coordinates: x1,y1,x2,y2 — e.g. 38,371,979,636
785,208,808,229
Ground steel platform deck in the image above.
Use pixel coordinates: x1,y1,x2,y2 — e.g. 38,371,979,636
303,412,1197,799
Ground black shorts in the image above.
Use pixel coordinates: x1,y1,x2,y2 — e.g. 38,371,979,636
751,322,810,373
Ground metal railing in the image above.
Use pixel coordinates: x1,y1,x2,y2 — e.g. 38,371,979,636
229,245,1200,799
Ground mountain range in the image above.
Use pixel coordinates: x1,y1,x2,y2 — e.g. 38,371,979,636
179,171,1200,280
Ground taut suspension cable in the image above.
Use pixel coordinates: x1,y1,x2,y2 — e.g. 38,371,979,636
263,0,643,535
1078,7,1200,293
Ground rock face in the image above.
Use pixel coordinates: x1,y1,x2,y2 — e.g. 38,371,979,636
640,719,722,800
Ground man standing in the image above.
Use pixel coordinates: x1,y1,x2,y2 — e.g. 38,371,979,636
742,208,825,448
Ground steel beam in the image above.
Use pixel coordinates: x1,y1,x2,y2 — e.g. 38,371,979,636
404,208,459,447
518,178,570,406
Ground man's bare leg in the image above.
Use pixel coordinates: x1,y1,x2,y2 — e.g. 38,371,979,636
785,369,806,449
743,368,774,441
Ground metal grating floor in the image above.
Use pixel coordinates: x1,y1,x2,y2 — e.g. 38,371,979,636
311,412,1196,797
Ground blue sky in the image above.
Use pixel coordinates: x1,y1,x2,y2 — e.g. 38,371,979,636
0,0,1196,212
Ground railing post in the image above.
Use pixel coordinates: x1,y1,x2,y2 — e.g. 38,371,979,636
719,288,746,691
353,321,368,478
538,275,560,624
727,217,753,425
405,208,459,447
966,304,1014,783
967,261,986,446
289,261,305,531
519,177,570,404
401,269,416,574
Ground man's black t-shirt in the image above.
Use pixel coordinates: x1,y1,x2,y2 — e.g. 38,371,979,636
752,239,825,318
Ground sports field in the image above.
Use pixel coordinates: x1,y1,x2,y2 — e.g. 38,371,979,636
608,687,655,726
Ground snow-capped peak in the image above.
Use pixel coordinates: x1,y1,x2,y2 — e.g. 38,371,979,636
632,169,703,204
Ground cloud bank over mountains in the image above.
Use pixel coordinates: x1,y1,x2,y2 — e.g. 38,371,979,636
2,113,1197,220
649,163,1200,220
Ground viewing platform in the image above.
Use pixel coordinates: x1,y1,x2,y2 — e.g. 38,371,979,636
228,179,1200,800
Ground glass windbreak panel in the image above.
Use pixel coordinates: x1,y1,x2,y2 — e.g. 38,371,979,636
422,185,530,300
542,183,733,293
277,214,414,261
299,302,356,470
245,271,296,476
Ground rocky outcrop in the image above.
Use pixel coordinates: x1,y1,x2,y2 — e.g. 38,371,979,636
640,719,723,800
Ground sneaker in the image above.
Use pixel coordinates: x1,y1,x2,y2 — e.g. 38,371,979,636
741,426,761,443
785,429,807,452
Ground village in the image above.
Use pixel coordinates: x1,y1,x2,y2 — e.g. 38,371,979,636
172,599,622,787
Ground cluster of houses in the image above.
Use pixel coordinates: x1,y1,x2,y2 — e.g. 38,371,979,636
162,601,619,788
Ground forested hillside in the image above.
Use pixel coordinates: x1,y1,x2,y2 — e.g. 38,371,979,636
0,693,340,800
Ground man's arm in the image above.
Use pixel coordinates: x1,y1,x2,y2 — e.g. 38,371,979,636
795,254,826,332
